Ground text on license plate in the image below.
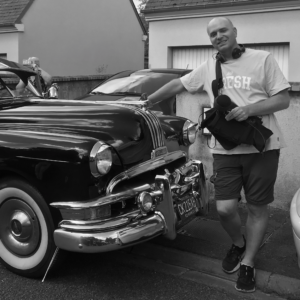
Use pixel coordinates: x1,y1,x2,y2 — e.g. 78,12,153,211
177,196,198,219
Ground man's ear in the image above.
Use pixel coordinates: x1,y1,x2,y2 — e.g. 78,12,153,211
234,27,237,38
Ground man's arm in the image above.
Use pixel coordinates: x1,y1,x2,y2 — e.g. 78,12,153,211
147,78,187,107
226,89,290,122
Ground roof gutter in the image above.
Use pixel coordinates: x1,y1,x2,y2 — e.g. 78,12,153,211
0,24,24,33
142,0,300,13
142,0,300,20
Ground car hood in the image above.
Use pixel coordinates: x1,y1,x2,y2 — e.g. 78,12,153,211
0,99,158,168
75,94,188,141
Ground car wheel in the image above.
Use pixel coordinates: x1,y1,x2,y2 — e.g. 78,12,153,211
0,177,57,278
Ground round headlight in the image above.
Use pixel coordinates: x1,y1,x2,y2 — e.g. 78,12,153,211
137,192,153,214
183,120,197,145
90,142,112,177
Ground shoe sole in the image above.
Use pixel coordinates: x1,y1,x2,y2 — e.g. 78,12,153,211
222,262,240,274
222,251,245,274
235,285,256,293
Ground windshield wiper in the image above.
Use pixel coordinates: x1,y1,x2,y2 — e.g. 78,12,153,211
90,91,108,95
90,91,141,96
110,92,141,96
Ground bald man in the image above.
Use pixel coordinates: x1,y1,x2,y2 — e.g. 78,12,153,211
146,17,290,293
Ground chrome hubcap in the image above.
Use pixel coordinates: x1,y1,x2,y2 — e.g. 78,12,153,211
0,199,40,256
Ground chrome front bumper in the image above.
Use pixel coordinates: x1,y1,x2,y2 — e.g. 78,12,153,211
53,213,166,253
51,157,208,253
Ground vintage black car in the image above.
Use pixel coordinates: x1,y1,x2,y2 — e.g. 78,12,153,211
0,59,209,279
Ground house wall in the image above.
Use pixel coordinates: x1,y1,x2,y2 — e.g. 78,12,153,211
148,9,300,82
18,0,145,76
0,32,19,62
147,8,300,210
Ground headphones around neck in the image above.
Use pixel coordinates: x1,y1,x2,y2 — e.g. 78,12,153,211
216,44,245,63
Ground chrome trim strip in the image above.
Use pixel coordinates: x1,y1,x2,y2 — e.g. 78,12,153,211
59,210,140,226
59,217,130,232
134,108,158,148
147,110,164,147
16,156,75,163
30,99,147,106
106,150,186,194
50,184,150,209
53,214,165,253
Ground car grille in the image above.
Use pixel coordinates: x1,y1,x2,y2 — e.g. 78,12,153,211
135,108,165,149
112,104,165,150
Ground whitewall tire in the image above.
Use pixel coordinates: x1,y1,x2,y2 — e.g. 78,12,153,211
0,177,57,278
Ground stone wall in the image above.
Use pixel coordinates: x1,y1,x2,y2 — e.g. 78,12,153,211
3,74,109,100
52,75,109,99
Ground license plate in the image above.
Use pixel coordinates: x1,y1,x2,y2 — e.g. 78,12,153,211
176,195,198,221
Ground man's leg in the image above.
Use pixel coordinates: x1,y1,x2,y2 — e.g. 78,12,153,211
242,203,269,266
235,151,279,293
216,199,244,247
216,199,246,273
235,204,269,293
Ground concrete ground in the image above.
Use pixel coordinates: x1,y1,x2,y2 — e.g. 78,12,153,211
129,201,300,299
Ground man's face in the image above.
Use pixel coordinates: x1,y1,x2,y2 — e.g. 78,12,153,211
207,18,237,53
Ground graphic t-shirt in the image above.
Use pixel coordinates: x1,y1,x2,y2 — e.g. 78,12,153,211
180,48,290,154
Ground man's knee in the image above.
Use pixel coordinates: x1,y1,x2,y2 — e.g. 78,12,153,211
216,199,238,218
247,203,269,218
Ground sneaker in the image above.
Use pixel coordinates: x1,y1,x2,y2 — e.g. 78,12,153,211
235,263,256,293
222,235,246,273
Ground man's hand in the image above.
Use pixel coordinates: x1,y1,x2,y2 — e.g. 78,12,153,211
225,89,290,122
225,106,249,122
140,93,152,109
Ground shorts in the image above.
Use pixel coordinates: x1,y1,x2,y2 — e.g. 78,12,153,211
212,150,280,205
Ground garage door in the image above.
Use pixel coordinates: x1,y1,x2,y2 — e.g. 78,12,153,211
172,44,289,79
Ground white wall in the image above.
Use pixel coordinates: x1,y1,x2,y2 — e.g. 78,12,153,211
0,33,19,62
148,9,300,82
18,0,145,76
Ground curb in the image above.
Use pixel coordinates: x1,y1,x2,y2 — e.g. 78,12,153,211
126,242,300,300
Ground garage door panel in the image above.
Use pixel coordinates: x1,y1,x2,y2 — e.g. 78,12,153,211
172,44,289,79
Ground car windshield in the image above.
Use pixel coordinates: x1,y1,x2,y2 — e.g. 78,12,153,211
90,71,178,96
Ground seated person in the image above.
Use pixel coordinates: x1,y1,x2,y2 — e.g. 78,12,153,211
15,57,52,96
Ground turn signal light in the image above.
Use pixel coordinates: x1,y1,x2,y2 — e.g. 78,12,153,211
137,192,153,214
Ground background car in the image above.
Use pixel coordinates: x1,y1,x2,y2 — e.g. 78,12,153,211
77,68,192,115
290,188,300,268
0,59,208,279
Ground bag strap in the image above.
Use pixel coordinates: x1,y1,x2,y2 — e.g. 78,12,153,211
212,60,223,98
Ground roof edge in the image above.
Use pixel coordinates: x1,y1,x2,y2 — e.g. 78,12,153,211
15,0,35,24
142,0,300,14
129,0,148,35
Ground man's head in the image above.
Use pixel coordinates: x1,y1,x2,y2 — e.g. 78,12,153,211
207,17,239,59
